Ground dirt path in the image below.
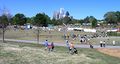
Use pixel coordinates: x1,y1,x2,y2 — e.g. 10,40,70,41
0,38,120,49
97,48,120,58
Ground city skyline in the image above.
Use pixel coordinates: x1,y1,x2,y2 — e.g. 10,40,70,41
0,0,120,20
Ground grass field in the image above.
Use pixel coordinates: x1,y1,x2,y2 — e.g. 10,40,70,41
0,29,120,45
0,41,120,64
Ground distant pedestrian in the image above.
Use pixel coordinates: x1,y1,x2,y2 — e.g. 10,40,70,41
44,40,48,50
90,44,94,49
73,48,78,54
70,42,74,50
112,40,116,46
103,41,106,47
100,41,103,47
48,44,52,52
51,42,54,51
66,40,70,51
69,42,78,55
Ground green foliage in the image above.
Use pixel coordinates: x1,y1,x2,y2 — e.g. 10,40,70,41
13,13,27,25
33,13,50,27
62,16,71,25
89,16,97,28
104,11,120,24
84,16,90,23
50,18,62,25
0,15,9,27
26,17,33,24
83,16,97,28
116,11,120,23
79,19,84,25
107,32,120,36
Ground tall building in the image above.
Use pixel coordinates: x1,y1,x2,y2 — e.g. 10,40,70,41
53,11,60,20
59,8,65,19
53,8,70,20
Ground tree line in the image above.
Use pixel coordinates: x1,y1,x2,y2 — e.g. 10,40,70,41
0,11,120,43
0,11,120,28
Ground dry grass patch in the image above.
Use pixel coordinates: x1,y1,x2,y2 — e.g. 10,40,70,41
97,48,120,58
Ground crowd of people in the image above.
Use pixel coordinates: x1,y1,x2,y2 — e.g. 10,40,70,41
44,40,54,52
43,38,117,55
43,39,78,55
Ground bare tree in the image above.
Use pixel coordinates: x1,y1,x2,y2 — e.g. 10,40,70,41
0,7,11,43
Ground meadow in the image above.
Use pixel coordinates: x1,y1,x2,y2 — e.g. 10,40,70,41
0,41,120,64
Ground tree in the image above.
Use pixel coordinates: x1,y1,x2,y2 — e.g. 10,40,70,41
62,16,71,25
0,15,9,43
84,16,90,23
79,19,84,25
26,17,33,24
116,11,120,23
33,13,50,43
34,13,50,27
104,11,117,24
13,13,27,25
89,16,97,28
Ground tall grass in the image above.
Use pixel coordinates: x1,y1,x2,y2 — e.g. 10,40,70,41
0,42,120,64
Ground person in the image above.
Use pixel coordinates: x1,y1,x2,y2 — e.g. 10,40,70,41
103,41,106,47
69,42,78,55
70,42,74,50
73,48,78,54
90,44,94,48
112,40,116,46
48,43,52,52
44,40,48,50
66,40,70,51
51,42,54,51
100,41,103,47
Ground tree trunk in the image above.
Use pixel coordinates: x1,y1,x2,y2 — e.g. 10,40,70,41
37,28,39,44
2,27,5,43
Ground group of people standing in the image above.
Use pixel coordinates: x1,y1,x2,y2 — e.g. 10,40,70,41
44,40,54,52
43,39,78,55
100,40,116,47
100,41,106,47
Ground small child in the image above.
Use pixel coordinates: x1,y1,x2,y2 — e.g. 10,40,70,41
51,42,54,51
48,44,52,52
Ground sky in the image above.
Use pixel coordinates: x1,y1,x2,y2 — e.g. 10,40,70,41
0,0,120,20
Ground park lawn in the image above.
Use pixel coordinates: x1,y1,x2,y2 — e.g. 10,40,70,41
0,41,120,64
1,29,120,45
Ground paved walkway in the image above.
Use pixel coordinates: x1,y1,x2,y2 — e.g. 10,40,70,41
0,38,120,48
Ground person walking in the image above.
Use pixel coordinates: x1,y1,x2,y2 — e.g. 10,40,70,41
66,40,70,51
44,40,48,50
51,42,54,51
100,41,103,47
103,41,106,47
112,40,116,46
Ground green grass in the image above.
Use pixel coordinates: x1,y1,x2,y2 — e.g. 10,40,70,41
1,29,120,45
0,41,120,64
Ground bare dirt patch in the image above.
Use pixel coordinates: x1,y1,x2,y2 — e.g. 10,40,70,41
97,48,120,58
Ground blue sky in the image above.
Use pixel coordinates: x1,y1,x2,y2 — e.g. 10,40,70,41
0,0,120,20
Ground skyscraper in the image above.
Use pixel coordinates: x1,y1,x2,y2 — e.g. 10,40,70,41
59,8,65,19
53,8,70,20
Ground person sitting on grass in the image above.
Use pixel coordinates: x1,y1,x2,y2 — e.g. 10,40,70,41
69,42,78,55
103,41,106,47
